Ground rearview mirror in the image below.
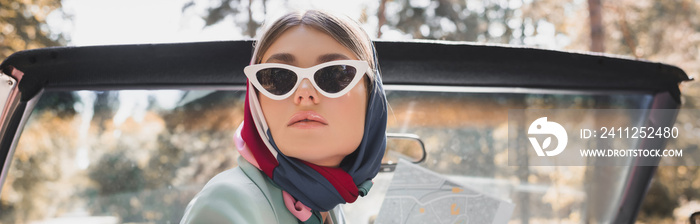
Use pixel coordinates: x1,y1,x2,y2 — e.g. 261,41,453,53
380,133,426,172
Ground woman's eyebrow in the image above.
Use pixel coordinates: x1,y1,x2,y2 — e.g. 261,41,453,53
265,53,296,63
317,53,350,63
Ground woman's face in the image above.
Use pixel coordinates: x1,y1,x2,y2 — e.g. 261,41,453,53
258,25,368,167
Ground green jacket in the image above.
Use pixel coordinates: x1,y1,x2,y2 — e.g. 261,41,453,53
180,157,345,224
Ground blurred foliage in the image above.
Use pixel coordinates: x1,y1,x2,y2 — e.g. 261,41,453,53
0,110,80,223
88,151,147,222
182,0,266,38
31,92,77,117
2,91,245,223
0,0,67,60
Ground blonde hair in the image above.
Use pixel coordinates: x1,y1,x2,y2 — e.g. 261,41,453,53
251,10,377,82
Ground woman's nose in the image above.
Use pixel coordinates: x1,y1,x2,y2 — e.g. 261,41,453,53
293,79,320,105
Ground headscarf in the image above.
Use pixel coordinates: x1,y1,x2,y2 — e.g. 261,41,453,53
234,61,387,221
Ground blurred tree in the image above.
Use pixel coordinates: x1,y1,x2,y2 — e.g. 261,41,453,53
587,0,604,52
77,91,245,223
182,0,268,38
1,6,72,221
88,151,146,222
376,0,387,37
0,110,80,223
189,0,579,49
377,0,512,42
598,1,700,221
0,0,68,60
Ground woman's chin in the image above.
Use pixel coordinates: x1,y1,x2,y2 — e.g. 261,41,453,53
281,145,350,166
299,155,346,167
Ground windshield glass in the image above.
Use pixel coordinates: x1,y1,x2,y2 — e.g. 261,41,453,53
0,87,653,223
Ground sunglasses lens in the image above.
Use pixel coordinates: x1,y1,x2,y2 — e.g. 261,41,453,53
256,68,297,95
314,65,357,93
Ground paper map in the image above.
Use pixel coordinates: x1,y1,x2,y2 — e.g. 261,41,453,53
375,160,515,224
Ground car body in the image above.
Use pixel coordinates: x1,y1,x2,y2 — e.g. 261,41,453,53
0,40,692,223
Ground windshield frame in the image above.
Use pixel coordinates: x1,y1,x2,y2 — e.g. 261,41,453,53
0,40,691,223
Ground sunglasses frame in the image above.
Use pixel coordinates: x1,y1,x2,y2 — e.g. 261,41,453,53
244,60,370,100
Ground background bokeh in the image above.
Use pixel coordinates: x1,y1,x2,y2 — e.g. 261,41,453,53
1,0,699,223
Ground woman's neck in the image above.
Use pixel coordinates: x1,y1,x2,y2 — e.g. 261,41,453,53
321,211,329,224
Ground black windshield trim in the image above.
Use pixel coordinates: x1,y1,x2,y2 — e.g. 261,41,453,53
0,40,690,102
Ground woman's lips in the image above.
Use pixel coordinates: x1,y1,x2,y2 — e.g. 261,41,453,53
287,111,329,127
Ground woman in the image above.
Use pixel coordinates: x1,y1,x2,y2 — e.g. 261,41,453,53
180,10,388,224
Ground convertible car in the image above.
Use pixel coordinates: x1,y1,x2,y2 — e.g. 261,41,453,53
0,40,693,223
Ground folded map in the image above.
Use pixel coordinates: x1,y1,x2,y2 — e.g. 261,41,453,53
375,159,515,224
